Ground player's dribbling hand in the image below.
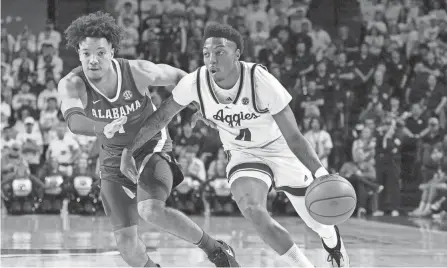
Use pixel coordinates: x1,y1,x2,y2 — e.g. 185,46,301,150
103,116,128,139
120,148,139,184
190,111,217,129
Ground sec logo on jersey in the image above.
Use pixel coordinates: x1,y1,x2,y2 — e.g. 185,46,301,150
242,97,249,105
123,90,133,100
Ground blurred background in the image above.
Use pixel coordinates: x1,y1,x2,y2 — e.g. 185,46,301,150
1,0,446,226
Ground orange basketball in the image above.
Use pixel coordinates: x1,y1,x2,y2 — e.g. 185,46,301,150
305,174,357,225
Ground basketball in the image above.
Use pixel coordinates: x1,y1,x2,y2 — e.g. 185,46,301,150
305,174,357,225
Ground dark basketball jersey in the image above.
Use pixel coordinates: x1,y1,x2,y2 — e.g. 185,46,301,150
72,58,172,183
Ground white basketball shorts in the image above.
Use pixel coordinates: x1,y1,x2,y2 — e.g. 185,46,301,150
225,136,314,196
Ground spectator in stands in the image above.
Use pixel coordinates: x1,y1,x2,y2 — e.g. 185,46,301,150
364,24,385,56
1,126,18,154
15,117,43,175
117,1,139,29
385,0,403,23
39,97,61,158
250,21,270,57
310,24,332,59
196,124,222,166
207,147,228,180
374,119,402,216
1,28,15,63
187,0,207,19
281,56,299,96
28,72,45,96
294,41,314,78
1,141,46,189
164,0,186,14
419,117,444,182
46,123,81,167
1,62,14,88
410,144,447,217
335,25,359,59
423,75,447,126
245,0,269,34
304,117,333,169
387,49,407,99
290,19,313,53
37,79,59,110
340,124,381,217
14,26,37,54
178,146,206,182
37,20,62,51
299,80,324,125
12,48,35,84
1,86,13,129
12,81,37,111
37,44,63,83
371,70,392,105
175,122,201,154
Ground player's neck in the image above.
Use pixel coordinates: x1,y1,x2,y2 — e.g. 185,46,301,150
89,64,118,97
213,62,240,90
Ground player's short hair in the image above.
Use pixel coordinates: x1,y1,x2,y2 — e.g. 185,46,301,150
202,22,244,53
64,11,123,51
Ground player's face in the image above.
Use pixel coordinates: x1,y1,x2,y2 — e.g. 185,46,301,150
203,37,240,82
78,37,114,81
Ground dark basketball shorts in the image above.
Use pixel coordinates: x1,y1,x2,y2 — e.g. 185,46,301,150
100,152,183,231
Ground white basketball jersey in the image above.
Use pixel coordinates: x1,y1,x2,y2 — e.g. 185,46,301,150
195,62,283,151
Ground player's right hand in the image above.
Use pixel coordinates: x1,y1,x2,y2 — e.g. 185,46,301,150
191,111,217,129
103,116,127,139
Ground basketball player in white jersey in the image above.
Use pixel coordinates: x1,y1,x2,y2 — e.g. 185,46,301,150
121,22,349,267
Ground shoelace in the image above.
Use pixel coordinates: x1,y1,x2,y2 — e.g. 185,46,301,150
209,248,227,266
327,249,343,266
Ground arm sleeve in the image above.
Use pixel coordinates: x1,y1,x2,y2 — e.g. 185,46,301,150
64,111,107,137
171,72,198,106
253,66,293,115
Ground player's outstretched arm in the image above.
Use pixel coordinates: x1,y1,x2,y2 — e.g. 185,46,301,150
129,60,188,89
58,75,108,136
253,65,329,178
273,106,328,177
120,96,187,182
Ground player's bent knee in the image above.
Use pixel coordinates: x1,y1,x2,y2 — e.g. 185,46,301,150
240,202,270,224
137,199,166,223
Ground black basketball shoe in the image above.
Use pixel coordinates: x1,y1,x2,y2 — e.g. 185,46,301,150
208,240,240,267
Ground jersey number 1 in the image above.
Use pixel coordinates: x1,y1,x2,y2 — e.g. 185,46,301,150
235,128,251,141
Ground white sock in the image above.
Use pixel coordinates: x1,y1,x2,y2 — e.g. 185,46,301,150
419,202,426,210
280,243,314,268
321,227,338,248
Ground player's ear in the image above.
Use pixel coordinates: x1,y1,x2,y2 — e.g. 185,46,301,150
111,48,115,58
235,49,241,61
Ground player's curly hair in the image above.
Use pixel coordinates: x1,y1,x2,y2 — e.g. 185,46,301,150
64,11,123,51
202,22,244,54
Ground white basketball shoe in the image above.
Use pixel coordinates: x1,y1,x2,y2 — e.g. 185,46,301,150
321,226,350,267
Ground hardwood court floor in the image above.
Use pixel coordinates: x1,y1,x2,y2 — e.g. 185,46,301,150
1,214,446,267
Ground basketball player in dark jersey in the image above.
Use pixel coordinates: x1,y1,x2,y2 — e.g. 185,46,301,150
58,12,239,267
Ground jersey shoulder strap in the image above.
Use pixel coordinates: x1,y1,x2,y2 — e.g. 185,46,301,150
250,64,269,114
195,67,207,119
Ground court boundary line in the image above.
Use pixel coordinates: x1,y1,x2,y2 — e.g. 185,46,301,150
347,218,447,235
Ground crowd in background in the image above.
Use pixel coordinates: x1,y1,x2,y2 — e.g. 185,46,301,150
1,0,447,221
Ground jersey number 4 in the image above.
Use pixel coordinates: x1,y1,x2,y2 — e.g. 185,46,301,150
235,128,251,141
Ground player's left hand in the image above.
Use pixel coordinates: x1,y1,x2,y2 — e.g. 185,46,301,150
120,148,139,184
103,116,128,139
191,111,217,129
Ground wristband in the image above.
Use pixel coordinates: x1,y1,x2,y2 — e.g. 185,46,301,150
314,167,329,178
